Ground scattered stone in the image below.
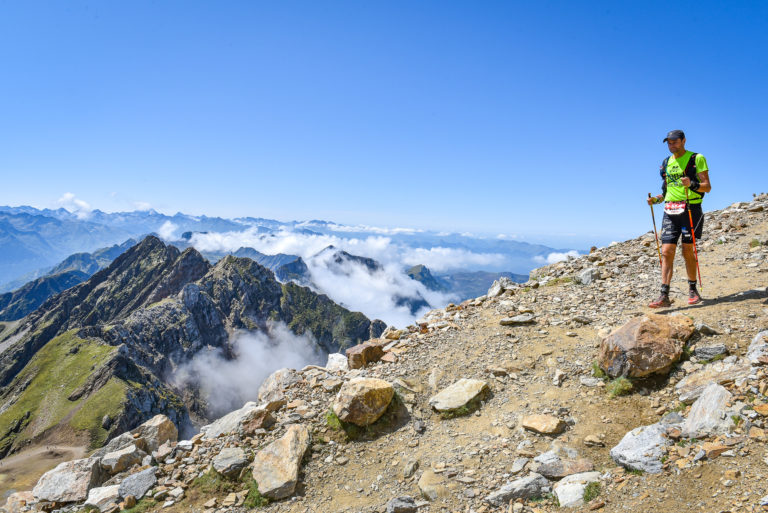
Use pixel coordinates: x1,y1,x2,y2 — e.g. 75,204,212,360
575,268,599,285
250,424,311,499
403,459,419,479
428,378,489,412
747,330,768,365
386,496,418,513
531,449,594,479
213,447,249,478
241,409,276,434
553,471,601,508
326,353,349,372
598,314,695,378
333,377,394,426
85,485,120,512
693,343,728,360
118,467,157,500
488,277,516,297
610,415,682,474
694,322,720,336
681,383,734,438
418,470,451,500
32,457,103,503
500,313,535,326
484,473,549,506
675,356,751,403
123,495,137,509
510,457,528,474
583,435,605,447
521,414,566,435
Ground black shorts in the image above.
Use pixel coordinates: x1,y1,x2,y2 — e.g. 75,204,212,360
661,203,704,244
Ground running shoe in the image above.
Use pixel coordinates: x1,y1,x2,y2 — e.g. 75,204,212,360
688,288,702,305
648,294,671,308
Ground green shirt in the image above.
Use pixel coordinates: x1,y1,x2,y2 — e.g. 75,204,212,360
664,151,709,204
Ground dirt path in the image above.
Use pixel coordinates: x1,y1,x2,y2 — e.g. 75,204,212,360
0,445,86,502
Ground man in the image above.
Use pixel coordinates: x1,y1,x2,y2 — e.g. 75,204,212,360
647,130,712,307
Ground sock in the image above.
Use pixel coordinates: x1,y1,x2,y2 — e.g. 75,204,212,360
661,284,670,296
688,280,697,290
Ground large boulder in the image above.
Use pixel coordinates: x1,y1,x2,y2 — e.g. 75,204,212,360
345,340,385,369
326,353,349,372
201,402,266,439
747,330,768,365
32,457,104,503
258,368,301,403
484,473,549,506
118,467,157,500
332,378,394,426
553,472,601,508
428,378,488,412
488,276,516,297
250,424,311,499
675,356,751,403
131,414,178,453
681,383,734,438
92,432,147,459
610,414,682,474
598,314,695,378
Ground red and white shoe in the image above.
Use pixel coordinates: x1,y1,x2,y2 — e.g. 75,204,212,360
648,294,672,308
688,289,702,305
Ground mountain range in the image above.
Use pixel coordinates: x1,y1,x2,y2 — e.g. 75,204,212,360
0,236,384,458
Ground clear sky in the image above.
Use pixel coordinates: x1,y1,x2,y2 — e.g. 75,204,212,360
1,1,766,247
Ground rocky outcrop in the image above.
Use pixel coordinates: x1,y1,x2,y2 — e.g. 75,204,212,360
32,457,104,503
598,314,695,378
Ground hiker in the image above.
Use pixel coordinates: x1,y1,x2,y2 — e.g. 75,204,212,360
647,130,711,307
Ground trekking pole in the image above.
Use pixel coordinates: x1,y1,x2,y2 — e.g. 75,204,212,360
684,187,703,291
648,193,662,267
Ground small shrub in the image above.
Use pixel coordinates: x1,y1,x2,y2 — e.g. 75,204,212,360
591,361,607,380
545,276,573,287
325,409,343,431
731,414,743,426
607,377,633,397
241,470,269,508
440,405,471,420
750,239,760,248
583,481,600,502
627,468,644,476
702,354,725,364
121,499,155,513
191,469,237,494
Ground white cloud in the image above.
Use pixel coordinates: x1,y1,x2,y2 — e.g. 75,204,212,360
298,221,423,236
157,221,178,240
171,323,323,417
533,250,580,265
134,201,152,211
400,247,505,272
57,192,92,219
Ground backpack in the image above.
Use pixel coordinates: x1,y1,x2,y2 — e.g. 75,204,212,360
660,152,705,199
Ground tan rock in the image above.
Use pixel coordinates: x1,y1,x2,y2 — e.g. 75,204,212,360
522,414,566,435
346,340,385,369
5,491,35,513
753,403,768,416
123,495,137,509
418,469,450,500
241,409,275,435
700,442,729,459
250,424,311,499
749,426,766,440
428,378,489,412
598,314,695,378
131,414,178,452
332,377,394,426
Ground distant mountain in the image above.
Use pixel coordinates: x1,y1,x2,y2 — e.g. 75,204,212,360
0,236,384,457
0,270,90,321
407,264,528,302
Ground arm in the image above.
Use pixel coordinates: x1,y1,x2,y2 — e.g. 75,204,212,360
681,170,711,193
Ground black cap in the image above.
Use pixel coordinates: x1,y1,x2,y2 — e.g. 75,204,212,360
663,129,685,142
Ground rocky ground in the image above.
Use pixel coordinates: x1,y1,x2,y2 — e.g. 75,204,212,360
4,193,768,513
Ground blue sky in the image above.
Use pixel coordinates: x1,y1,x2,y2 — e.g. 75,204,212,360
1,1,766,247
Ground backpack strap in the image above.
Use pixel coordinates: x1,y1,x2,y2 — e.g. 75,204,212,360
660,157,669,197
684,152,704,198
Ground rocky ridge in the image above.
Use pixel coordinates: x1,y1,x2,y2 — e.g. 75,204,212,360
5,193,768,513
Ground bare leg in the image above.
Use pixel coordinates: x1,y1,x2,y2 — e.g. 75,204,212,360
681,243,698,282
661,243,676,285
